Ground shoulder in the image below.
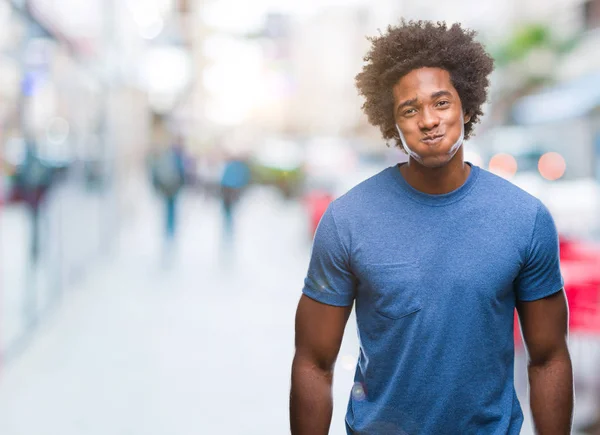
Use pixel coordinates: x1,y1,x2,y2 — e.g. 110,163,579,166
329,167,395,218
475,167,542,212
474,168,555,243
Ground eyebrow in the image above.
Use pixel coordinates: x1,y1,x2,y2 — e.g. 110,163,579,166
395,90,454,115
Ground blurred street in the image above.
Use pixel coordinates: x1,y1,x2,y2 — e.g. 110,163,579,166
0,184,359,435
0,0,599,432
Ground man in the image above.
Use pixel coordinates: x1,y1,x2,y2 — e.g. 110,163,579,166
290,21,573,434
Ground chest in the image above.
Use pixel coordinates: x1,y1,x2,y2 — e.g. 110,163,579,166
350,216,524,319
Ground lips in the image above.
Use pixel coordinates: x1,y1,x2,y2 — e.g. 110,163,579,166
421,134,444,145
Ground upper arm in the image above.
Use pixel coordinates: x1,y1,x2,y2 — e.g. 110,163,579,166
302,204,357,308
295,203,356,370
294,295,353,371
516,289,569,365
515,203,569,364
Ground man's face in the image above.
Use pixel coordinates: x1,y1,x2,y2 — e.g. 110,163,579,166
393,67,471,168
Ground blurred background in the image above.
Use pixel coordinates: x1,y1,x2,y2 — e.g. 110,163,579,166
0,0,598,433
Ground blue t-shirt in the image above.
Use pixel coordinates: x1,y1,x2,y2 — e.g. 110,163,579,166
302,163,564,435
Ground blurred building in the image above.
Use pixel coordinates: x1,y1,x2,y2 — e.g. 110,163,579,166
0,0,195,360
285,7,371,138
504,0,600,180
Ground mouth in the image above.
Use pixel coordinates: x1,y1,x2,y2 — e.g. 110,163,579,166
421,134,444,146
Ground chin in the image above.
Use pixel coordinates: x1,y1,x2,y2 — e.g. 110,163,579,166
417,157,452,168
411,150,454,168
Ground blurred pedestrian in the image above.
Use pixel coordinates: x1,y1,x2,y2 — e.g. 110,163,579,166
12,142,54,327
13,142,53,264
219,155,250,240
151,137,186,251
291,21,573,435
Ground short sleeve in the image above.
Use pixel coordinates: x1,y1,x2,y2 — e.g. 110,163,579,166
302,204,356,307
515,202,564,301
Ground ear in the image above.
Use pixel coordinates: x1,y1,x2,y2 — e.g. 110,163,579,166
463,112,472,124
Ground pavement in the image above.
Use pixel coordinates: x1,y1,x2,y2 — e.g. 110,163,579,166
0,186,358,435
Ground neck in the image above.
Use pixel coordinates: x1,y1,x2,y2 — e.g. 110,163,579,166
400,151,470,195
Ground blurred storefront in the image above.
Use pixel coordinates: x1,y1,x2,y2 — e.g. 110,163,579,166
0,0,153,362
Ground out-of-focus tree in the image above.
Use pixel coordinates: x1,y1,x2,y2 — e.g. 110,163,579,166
494,24,579,69
487,23,581,125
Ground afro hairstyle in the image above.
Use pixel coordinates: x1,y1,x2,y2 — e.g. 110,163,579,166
355,20,494,148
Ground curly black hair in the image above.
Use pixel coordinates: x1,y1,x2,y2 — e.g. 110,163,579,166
355,20,494,147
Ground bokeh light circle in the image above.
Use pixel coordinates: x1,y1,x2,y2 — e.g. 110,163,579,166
538,152,566,181
488,153,518,178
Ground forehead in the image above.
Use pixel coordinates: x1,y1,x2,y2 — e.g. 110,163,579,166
392,67,457,100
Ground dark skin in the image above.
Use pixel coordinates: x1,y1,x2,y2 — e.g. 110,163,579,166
392,67,472,195
290,67,573,434
290,296,352,434
517,290,573,434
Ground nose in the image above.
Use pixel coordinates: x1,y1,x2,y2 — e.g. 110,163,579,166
418,107,440,131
